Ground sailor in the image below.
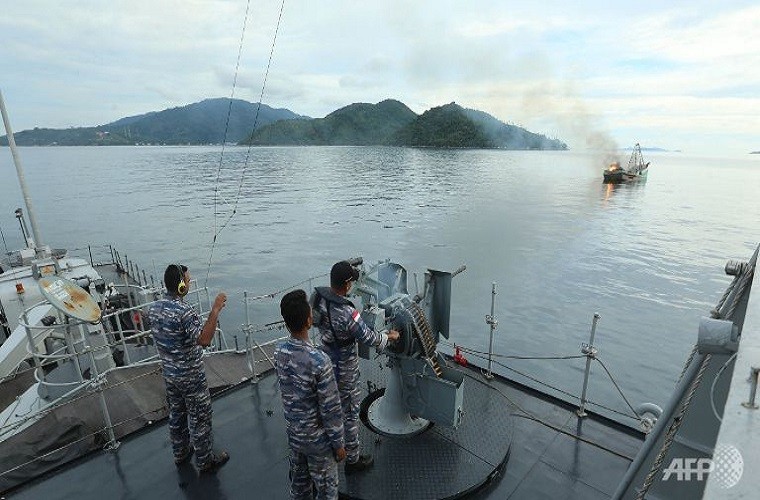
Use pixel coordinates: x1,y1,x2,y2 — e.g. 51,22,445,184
148,264,230,473
275,289,346,500
312,261,400,473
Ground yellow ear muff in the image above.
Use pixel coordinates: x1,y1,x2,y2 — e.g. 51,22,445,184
175,264,187,296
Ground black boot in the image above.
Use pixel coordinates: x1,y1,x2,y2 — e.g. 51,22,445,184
199,450,230,474
344,454,374,474
174,446,194,466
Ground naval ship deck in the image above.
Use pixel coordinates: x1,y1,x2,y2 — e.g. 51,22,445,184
9,342,644,500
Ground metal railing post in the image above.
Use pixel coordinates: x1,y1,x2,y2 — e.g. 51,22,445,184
115,313,132,365
484,282,498,379
135,265,141,286
21,307,41,370
742,367,760,409
65,316,85,383
83,324,119,451
577,312,601,417
244,291,258,383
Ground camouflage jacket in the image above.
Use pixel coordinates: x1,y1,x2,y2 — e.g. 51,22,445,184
148,294,204,380
311,287,387,352
274,337,345,455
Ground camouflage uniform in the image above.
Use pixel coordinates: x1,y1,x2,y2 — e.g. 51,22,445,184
311,287,388,464
274,337,344,500
148,294,214,468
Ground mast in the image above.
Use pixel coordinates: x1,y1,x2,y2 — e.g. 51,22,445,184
0,89,45,252
627,143,644,175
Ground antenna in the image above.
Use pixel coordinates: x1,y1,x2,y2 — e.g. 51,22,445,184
0,89,45,254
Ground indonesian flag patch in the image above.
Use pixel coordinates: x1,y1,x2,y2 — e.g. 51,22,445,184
351,309,360,322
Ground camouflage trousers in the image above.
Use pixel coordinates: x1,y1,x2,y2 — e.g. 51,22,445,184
325,348,361,463
289,450,338,500
164,374,213,468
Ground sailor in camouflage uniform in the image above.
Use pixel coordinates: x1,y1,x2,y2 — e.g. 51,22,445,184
311,261,399,473
148,264,230,473
275,289,346,500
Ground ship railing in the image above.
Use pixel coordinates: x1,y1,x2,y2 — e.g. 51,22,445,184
237,274,652,430
0,361,162,448
63,244,161,290
13,279,227,396
236,271,330,382
1,281,228,448
1,275,648,482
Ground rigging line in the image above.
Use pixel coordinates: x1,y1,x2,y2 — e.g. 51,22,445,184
710,352,737,423
474,352,635,421
207,0,254,287
205,0,287,287
594,357,641,419
431,424,496,468
452,348,581,400
510,413,634,461
440,340,585,361
213,0,286,237
451,364,634,461
212,0,253,254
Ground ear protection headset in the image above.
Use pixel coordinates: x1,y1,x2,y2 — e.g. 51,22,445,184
175,264,188,296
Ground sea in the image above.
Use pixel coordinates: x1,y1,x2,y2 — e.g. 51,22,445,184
1,145,758,421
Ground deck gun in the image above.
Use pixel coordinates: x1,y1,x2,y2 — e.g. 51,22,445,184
347,258,467,435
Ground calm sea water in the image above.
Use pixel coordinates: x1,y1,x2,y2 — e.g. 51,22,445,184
1,145,758,419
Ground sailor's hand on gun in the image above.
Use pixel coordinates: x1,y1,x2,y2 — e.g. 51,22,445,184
212,293,227,314
335,447,347,462
387,329,400,342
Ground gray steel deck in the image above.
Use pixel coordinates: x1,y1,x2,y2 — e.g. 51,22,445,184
8,350,644,499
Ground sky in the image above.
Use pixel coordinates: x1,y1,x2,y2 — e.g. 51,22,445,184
1,0,759,155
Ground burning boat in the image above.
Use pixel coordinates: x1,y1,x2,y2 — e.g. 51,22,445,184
604,143,650,183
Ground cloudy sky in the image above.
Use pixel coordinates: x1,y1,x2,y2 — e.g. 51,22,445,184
1,0,758,154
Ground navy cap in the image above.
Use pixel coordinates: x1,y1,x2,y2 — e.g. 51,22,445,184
331,260,359,287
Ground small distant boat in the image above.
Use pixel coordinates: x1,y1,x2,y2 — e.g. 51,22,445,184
603,143,650,183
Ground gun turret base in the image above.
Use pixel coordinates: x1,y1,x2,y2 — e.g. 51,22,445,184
366,391,430,437
349,357,513,499
365,364,430,436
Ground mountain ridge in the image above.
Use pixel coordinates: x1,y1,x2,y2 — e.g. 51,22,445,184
247,100,567,150
0,98,306,146
2,98,567,150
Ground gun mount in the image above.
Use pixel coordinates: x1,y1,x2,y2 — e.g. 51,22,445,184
349,259,465,436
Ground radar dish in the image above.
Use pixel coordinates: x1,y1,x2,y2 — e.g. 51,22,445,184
38,277,102,323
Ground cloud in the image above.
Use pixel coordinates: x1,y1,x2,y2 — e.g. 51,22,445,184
1,1,758,153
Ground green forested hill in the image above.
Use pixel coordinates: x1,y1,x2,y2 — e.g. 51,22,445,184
245,99,417,145
388,103,493,148
0,98,305,146
2,97,568,150
248,99,567,149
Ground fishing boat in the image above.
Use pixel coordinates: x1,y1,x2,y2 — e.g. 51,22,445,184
603,143,650,183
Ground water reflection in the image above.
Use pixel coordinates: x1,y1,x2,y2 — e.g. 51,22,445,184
601,177,648,206
2,146,758,418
